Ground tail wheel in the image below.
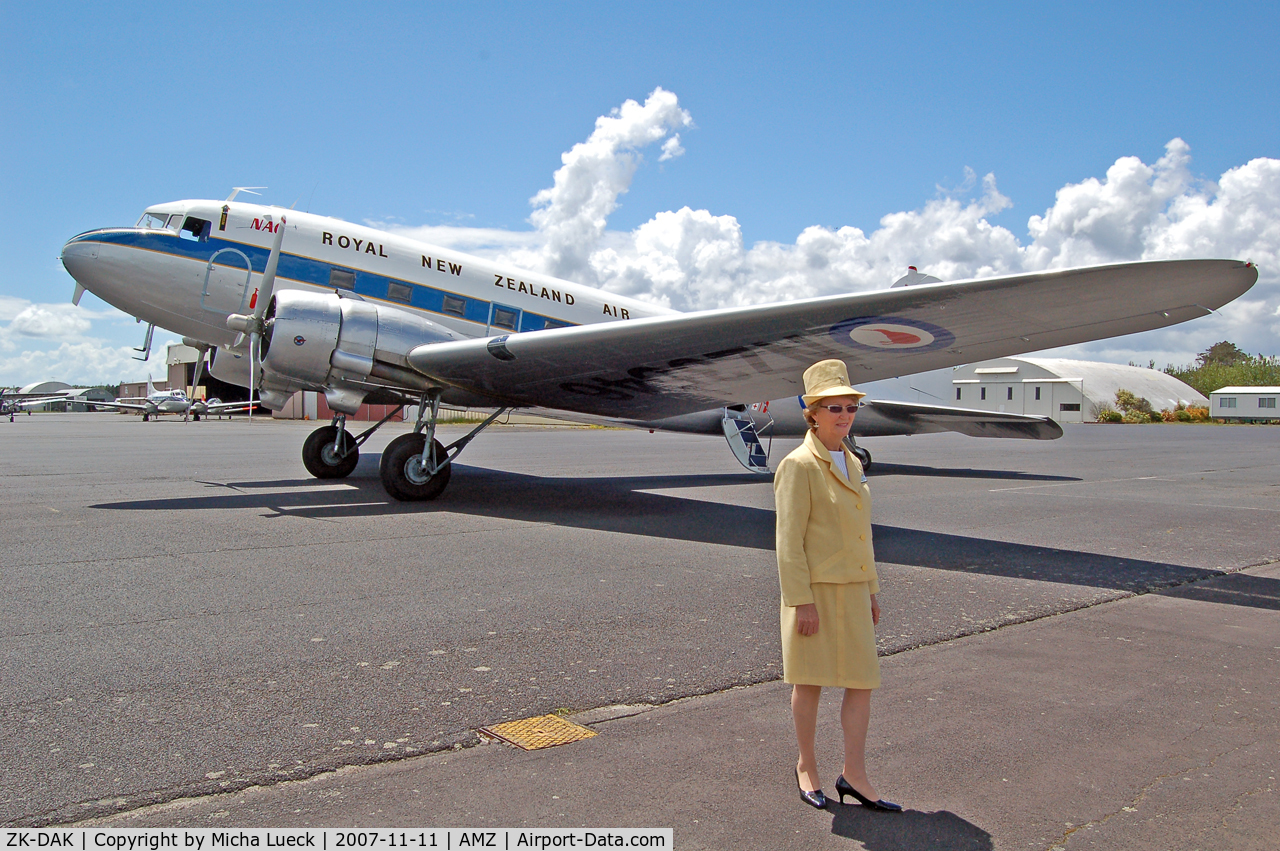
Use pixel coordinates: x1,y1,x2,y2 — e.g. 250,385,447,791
380,433,451,501
302,425,360,479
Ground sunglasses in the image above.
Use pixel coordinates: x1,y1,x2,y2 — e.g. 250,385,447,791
819,403,864,414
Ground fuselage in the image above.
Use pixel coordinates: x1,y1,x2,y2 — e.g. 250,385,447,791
61,200,669,350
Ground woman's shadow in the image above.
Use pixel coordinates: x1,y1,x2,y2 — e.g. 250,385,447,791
830,802,993,849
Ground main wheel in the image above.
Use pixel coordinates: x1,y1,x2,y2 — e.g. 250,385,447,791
142,412,150,421
302,425,360,479
851,444,872,471
380,433,451,501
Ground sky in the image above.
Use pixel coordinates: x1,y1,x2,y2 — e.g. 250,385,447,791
2,1,1278,388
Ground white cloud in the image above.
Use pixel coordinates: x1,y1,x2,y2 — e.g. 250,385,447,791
523,87,692,281
8,304,93,338
429,107,1275,366
0,338,173,387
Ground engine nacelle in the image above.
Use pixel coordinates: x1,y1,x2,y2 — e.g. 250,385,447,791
208,345,253,387
260,290,460,413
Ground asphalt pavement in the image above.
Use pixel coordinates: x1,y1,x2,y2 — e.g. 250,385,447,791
2,413,1277,849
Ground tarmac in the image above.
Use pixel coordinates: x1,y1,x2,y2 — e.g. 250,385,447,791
80,562,1279,850
3,414,1276,848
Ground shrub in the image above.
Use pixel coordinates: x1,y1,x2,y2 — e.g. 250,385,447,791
1090,400,1117,421
1187,406,1210,421
1160,409,1177,422
1099,410,1124,423
1121,409,1149,424
1175,409,1193,422
1115,388,1154,415
1148,411,1162,423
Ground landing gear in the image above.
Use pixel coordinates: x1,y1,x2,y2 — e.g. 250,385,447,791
376,390,509,502
302,422,360,479
380,433,451,501
142,412,150,422
843,435,872,472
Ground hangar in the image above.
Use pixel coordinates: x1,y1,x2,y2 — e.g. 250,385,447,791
875,357,1206,423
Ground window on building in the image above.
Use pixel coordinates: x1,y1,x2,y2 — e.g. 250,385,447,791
329,269,355,290
1035,387,1041,401
1059,403,1081,412
1260,397,1277,409
980,387,987,401
442,294,466,316
1006,387,1013,401
492,306,519,331
956,387,962,401
1220,398,1237,408
387,282,413,304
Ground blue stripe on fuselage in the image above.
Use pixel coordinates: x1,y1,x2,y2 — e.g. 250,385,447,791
75,229,571,332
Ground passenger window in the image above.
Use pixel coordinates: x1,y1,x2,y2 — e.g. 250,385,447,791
387,282,413,303
492,306,519,331
442,294,466,316
329,269,355,290
180,217,211,242
138,212,169,229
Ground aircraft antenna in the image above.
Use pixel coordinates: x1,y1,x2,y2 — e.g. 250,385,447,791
225,187,267,202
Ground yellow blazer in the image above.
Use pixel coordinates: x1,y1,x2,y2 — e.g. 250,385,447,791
774,430,879,607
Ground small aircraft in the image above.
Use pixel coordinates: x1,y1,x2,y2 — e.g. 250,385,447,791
59,194,1258,500
83,377,255,421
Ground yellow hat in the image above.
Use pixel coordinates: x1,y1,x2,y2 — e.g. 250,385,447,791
801,359,866,405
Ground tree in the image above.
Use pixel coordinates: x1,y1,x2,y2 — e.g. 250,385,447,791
1196,341,1248,369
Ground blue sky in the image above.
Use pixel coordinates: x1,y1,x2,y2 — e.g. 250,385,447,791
2,1,1278,386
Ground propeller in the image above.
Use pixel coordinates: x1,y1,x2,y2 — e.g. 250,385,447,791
227,214,286,422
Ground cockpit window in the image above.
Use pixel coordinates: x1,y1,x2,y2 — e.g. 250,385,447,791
180,217,211,242
138,211,170,229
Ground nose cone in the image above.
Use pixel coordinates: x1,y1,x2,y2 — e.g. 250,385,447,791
61,235,99,282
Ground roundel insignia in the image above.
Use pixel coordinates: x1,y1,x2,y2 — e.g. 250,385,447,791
829,316,955,352
294,335,306,346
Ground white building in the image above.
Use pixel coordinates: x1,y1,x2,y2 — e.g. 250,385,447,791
861,357,1206,423
1209,386,1280,422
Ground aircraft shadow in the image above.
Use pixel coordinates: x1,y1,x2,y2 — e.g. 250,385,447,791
92,460,1280,606
94,464,1279,609
829,804,993,850
867,461,1076,482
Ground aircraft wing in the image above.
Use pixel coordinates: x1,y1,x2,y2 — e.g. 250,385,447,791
857,399,1063,439
75,399,150,412
405,259,1257,420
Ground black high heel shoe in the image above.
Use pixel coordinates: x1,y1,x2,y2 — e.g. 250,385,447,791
836,775,903,812
795,768,828,810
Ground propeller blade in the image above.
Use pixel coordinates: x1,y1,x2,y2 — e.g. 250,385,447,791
253,215,287,322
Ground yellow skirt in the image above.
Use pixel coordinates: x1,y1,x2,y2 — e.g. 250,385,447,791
781,581,880,689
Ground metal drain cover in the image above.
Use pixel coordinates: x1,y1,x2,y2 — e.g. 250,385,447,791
477,714,598,750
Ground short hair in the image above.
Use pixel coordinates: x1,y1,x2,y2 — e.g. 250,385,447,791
802,400,824,429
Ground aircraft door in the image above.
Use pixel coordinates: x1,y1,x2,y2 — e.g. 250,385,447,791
201,248,253,314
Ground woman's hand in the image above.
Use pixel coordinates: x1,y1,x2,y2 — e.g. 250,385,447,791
795,603,819,636
870,594,880,626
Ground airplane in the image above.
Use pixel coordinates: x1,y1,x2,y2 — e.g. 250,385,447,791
58,193,1258,500
80,376,255,421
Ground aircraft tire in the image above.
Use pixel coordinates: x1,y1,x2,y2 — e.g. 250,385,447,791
192,412,201,422
143,412,150,422
851,445,872,471
380,433,451,501
302,425,360,479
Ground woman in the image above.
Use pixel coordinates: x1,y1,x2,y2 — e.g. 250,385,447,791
774,359,902,813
